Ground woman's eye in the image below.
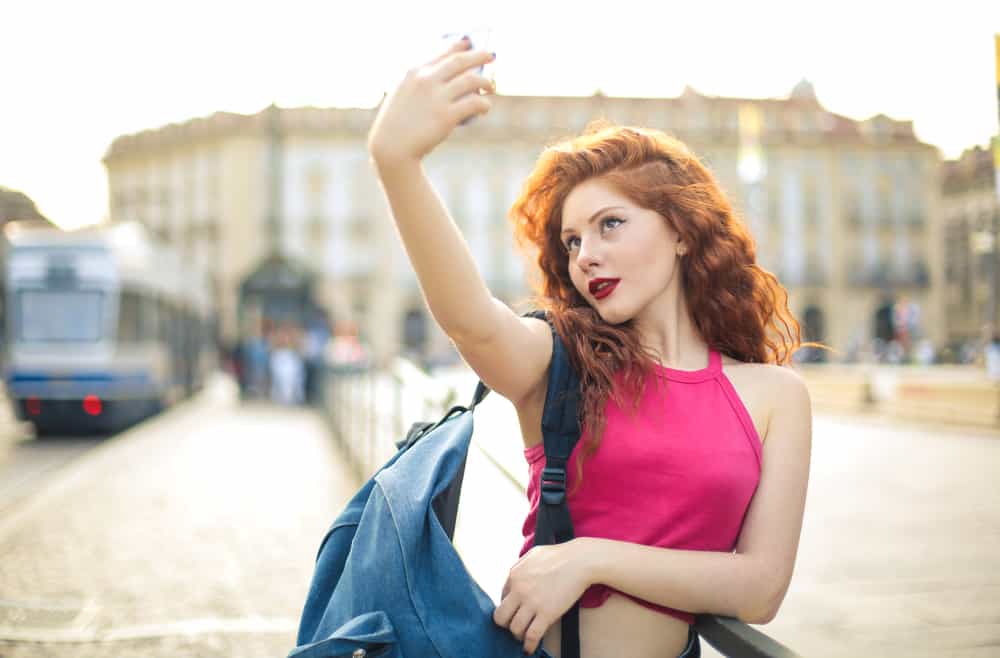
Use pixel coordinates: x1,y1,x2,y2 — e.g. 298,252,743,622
565,217,623,252
602,216,623,231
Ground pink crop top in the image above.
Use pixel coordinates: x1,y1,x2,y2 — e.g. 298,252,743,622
519,349,762,625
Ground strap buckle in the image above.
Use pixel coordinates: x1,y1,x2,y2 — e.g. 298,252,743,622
540,466,566,505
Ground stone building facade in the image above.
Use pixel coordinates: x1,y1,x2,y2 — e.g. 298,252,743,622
103,82,943,365
940,144,1000,353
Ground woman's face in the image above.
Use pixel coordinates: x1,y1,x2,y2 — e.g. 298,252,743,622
560,177,684,325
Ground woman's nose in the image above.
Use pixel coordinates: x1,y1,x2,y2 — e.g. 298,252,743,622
576,237,601,269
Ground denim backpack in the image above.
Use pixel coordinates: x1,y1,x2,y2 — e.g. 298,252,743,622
289,311,583,658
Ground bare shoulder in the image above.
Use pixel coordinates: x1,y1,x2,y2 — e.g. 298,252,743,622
721,357,808,397
755,364,812,443
720,357,811,443
767,365,811,409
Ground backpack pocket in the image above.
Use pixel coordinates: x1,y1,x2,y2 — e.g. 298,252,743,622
288,610,399,658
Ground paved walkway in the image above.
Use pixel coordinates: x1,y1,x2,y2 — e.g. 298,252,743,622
0,376,359,658
2,368,999,657
0,388,34,466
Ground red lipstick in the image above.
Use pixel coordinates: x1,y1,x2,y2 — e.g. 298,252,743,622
589,278,620,300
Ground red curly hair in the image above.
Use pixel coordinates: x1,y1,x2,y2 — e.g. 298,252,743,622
509,121,803,482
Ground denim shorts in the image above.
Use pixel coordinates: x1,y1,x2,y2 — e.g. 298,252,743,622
537,625,700,658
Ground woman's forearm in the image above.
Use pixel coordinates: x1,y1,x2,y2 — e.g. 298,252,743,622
372,155,499,342
575,537,781,624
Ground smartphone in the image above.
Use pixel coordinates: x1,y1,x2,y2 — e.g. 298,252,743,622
441,29,494,125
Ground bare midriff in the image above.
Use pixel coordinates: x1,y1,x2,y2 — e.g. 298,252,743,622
541,593,691,658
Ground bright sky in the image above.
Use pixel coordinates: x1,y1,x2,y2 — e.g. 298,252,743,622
2,1,998,230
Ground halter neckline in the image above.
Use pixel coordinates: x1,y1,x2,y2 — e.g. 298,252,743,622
653,349,721,382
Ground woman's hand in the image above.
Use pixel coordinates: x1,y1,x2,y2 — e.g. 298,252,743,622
493,539,595,655
367,37,495,169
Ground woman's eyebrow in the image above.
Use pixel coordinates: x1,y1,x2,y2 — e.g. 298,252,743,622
560,205,625,236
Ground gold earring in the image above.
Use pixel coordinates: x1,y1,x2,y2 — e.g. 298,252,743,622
677,245,687,256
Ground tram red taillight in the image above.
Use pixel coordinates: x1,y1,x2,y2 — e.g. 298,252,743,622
83,395,102,416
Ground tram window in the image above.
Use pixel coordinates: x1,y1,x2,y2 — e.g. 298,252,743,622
117,292,142,343
158,300,172,341
18,290,104,342
140,296,159,339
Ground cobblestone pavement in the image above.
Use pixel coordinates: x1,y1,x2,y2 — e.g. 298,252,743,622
0,435,104,517
0,376,359,658
0,388,35,471
4,366,1000,658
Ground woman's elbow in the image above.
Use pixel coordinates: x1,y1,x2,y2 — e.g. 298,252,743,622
745,607,778,626
737,603,776,625
740,584,787,625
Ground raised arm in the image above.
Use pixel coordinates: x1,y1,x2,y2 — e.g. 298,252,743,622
367,37,551,405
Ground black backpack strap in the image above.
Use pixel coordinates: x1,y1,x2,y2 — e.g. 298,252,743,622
525,310,582,658
470,378,490,410
464,309,583,658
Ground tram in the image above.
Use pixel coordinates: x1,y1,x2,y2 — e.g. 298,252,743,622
2,221,215,435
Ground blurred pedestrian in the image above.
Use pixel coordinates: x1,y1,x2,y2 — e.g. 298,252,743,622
229,340,245,390
893,296,915,359
986,333,1000,382
364,36,812,657
303,314,330,403
270,324,305,405
915,338,936,366
329,319,368,367
242,321,270,399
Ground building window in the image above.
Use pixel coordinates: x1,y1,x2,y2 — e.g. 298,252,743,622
661,107,677,133
571,106,592,131
723,110,738,137
527,106,548,130
348,215,371,241
309,215,326,243
767,181,781,225
306,165,328,207
803,176,819,226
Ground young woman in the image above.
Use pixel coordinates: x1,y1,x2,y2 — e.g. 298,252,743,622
367,36,812,658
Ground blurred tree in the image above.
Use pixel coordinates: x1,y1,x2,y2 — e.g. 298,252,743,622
0,186,53,224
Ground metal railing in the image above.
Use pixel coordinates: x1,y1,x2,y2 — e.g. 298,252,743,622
318,359,802,658
318,358,456,480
